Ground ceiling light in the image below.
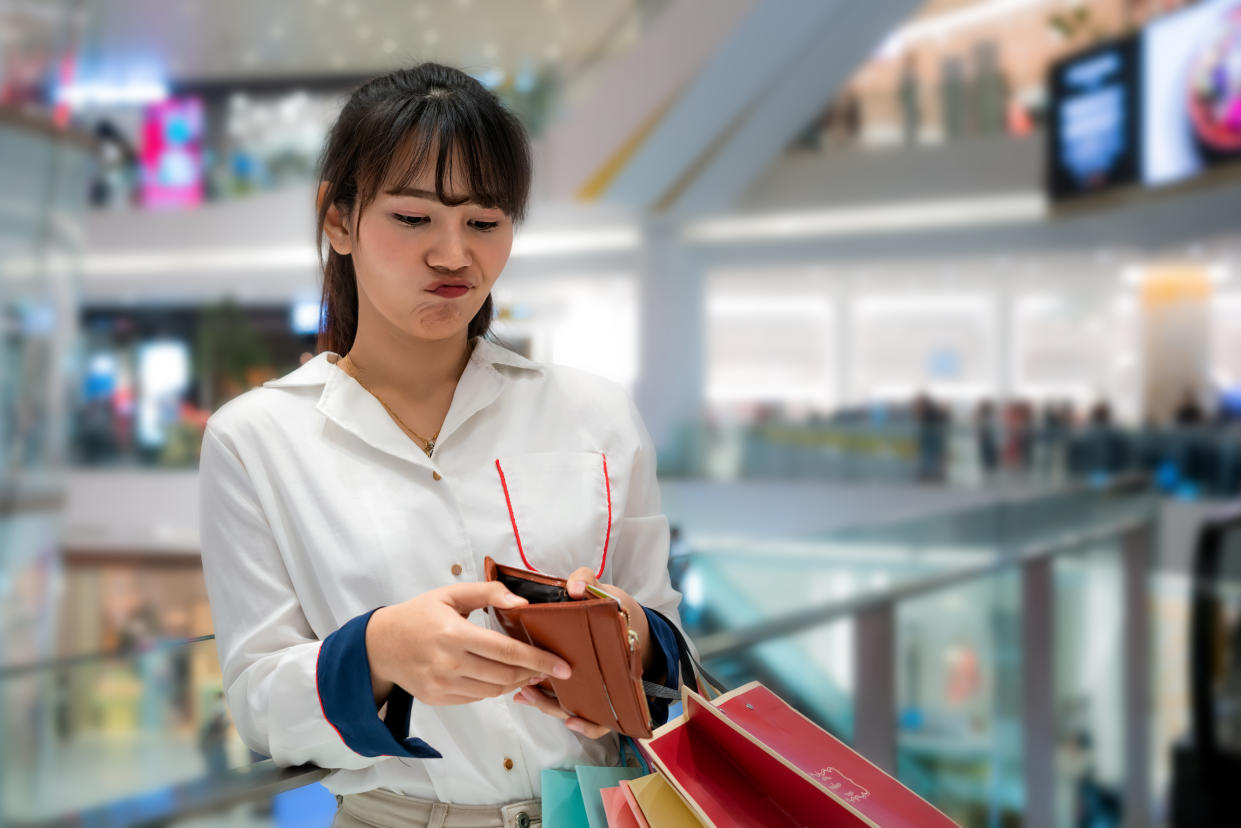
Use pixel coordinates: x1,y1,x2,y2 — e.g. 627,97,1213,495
684,193,1046,243
56,80,169,108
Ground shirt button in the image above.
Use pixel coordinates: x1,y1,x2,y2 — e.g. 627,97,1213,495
503,757,514,771
451,564,462,577
516,812,531,828
432,471,442,481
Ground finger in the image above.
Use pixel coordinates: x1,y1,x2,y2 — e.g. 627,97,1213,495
514,686,569,720
457,652,544,689
422,693,480,707
439,582,527,615
438,675,520,701
565,567,598,599
464,626,572,679
565,717,611,739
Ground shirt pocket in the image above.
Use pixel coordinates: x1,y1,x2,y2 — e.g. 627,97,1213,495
493,450,613,579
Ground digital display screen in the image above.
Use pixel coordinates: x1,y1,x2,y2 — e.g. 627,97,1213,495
140,96,205,209
1143,0,1241,187
1048,37,1141,200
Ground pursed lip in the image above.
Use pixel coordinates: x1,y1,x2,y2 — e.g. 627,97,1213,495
426,280,471,292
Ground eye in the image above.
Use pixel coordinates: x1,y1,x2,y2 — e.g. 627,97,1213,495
471,220,500,232
392,213,428,227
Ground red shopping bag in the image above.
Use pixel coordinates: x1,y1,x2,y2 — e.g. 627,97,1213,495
641,682,960,827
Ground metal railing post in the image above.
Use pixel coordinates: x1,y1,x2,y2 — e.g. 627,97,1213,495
1022,555,1055,828
853,601,897,774
1123,520,1154,828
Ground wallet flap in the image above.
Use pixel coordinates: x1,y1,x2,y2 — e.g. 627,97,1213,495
484,556,653,738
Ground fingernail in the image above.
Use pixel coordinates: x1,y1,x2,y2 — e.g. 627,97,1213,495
552,663,571,680
502,593,525,607
528,675,547,685
566,720,584,734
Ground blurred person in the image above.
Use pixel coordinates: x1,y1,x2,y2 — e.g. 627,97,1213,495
899,51,921,145
974,399,1000,479
1175,388,1206,426
1063,730,1121,828
1041,400,1072,479
199,690,232,777
199,63,686,828
914,393,947,482
88,119,138,209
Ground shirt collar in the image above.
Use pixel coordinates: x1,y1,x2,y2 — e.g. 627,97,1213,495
261,336,542,390
262,337,541,466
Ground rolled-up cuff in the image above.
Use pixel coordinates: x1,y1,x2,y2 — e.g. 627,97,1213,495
316,608,441,759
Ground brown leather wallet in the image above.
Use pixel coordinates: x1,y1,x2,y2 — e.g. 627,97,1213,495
484,556,653,739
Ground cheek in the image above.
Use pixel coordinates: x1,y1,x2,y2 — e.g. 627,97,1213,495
479,233,514,280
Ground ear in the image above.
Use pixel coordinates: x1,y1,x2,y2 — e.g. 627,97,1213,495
318,180,353,256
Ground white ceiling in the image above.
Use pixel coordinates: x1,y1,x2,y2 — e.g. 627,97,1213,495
72,0,641,85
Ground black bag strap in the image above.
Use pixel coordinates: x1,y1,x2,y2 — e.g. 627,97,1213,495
641,608,726,701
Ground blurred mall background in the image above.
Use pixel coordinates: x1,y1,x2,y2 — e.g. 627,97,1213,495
4,0,1241,825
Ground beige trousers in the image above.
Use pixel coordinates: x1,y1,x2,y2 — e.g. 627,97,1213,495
331,787,541,828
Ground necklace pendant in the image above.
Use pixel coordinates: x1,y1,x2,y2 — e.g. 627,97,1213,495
423,438,435,457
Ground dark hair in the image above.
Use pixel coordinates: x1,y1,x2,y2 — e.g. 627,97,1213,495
315,62,532,355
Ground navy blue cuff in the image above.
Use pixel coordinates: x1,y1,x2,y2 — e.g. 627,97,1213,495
641,606,682,726
317,608,441,759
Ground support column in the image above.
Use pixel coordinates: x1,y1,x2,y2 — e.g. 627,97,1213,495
633,218,705,466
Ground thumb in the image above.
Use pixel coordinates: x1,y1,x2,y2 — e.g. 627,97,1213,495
440,581,527,614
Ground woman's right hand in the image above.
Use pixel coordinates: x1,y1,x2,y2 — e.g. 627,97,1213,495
365,582,572,707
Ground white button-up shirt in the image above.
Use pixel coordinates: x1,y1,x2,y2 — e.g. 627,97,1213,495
198,337,684,804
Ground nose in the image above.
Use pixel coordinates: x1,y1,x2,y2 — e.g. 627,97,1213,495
426,223,471,272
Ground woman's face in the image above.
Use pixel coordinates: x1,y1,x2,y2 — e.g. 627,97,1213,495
326,157,514,346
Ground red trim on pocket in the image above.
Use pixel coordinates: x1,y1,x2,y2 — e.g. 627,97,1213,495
494,458,533,570
598,453,612,580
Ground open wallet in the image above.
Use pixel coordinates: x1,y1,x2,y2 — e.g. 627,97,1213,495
484,556,658,738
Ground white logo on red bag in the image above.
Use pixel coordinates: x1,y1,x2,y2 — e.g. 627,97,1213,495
812,767,870,803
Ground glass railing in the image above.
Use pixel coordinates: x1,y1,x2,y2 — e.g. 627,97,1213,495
679,487,1158,828
664,418,1241,496
1,485,1161,827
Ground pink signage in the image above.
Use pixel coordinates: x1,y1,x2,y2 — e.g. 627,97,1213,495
140,96,204,209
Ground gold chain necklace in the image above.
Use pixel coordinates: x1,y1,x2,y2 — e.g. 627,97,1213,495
336,354,439,457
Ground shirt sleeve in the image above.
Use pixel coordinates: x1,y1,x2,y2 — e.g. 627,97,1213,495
604,393,694,725
199,424,439,768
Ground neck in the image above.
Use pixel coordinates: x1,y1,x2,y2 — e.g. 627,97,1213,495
343,325,473,401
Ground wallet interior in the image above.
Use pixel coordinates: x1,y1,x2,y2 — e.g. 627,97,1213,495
496,571,574,604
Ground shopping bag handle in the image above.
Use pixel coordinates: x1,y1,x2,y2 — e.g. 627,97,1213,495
618,735,650,774
641,608,726,701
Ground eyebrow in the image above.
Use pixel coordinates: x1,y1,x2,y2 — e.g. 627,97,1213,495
386,186,476,204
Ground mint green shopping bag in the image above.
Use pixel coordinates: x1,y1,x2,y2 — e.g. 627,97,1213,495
541,737,649,828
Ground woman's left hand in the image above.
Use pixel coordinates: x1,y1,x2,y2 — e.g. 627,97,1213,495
511,567,652,739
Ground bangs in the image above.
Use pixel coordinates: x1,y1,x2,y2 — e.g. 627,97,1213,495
358,93,530,221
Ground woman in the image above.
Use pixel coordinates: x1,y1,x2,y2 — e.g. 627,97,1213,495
199,63,685,828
